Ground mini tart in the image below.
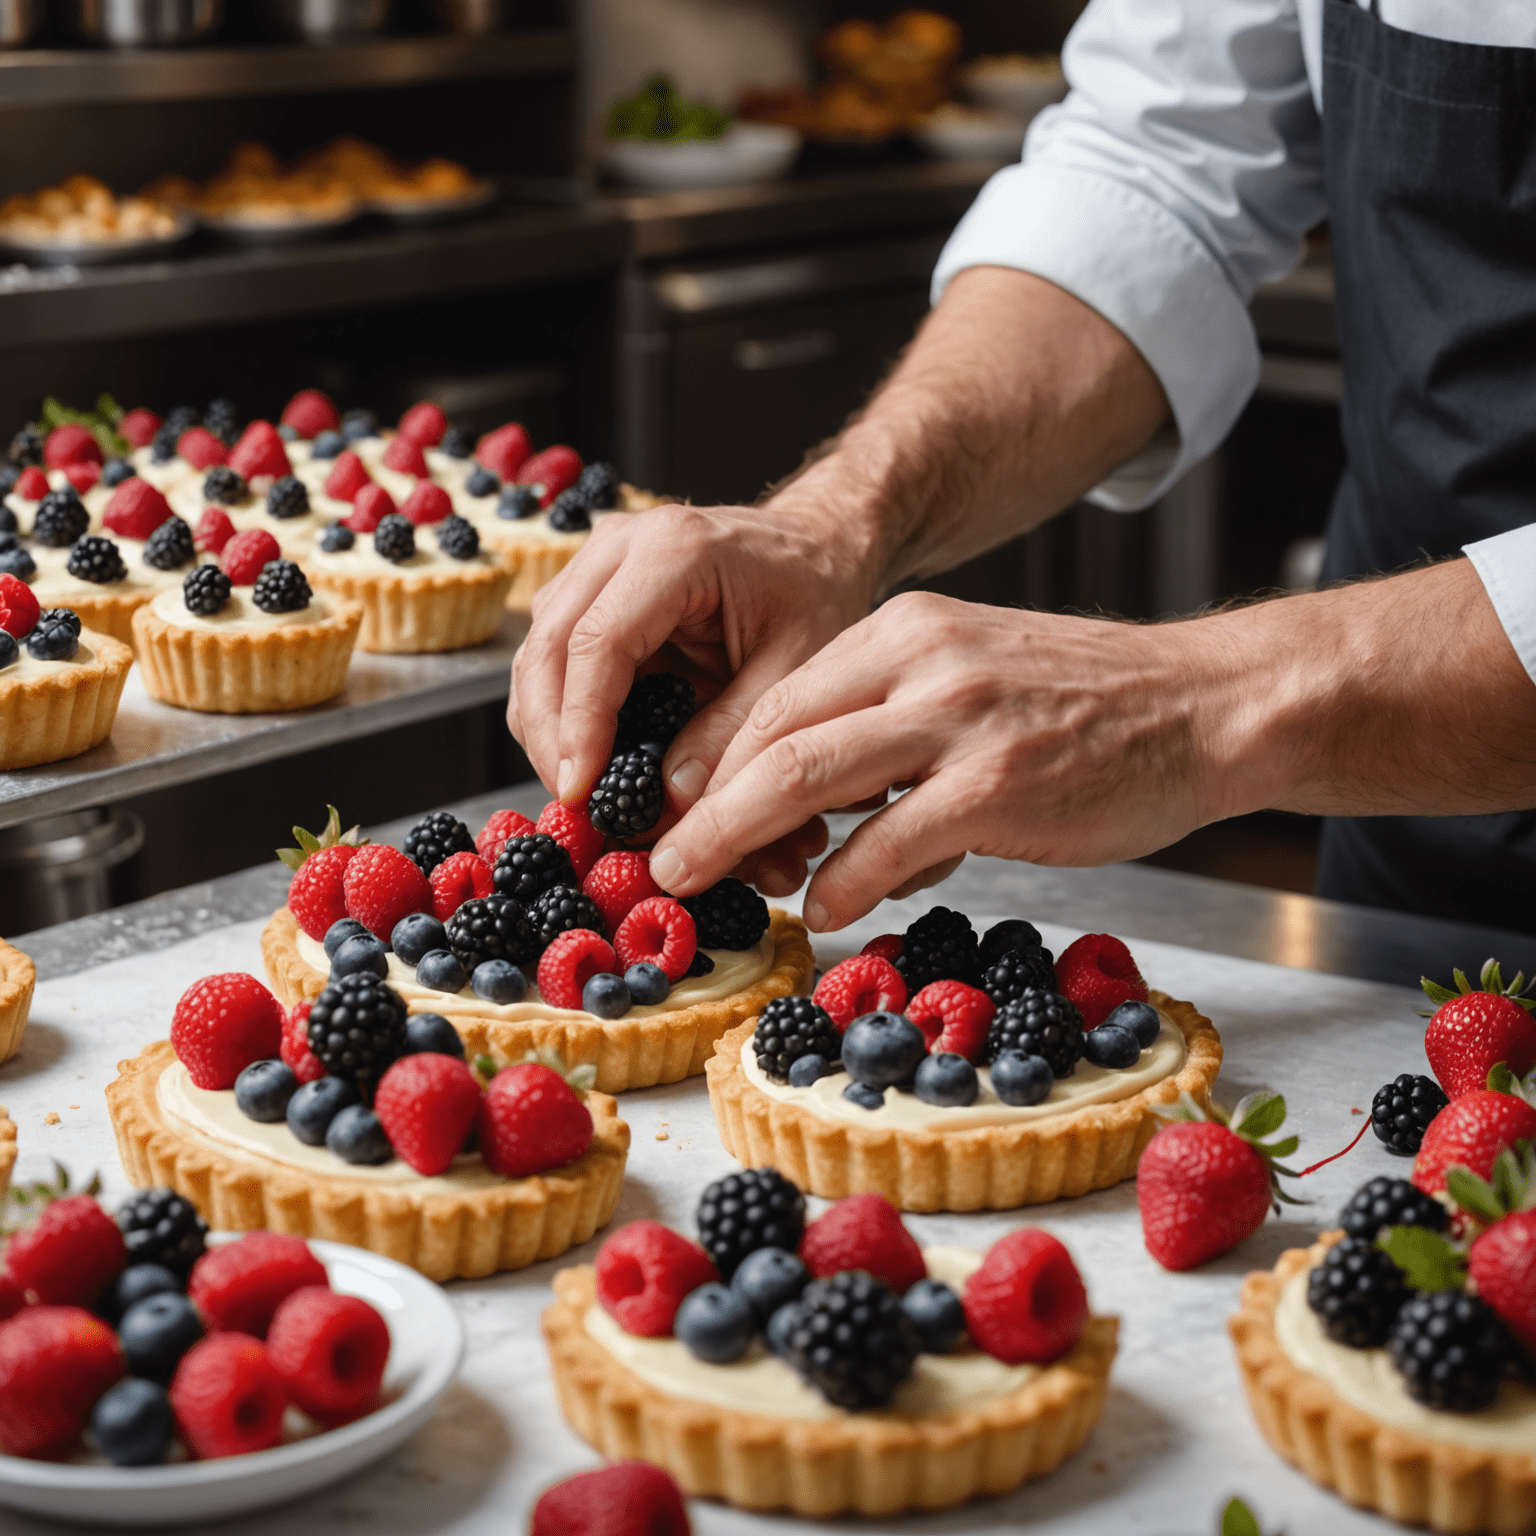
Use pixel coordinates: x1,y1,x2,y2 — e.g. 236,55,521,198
0,937,35,1064
543,1264,1118,1518
706,991,1222,1212
0,1104,15,1196
132,593,362,714
106,1039,630,1283
1229,1236,1536,1536
305,557,512,653
0,628,132,770
261,906,816,1096
38,587,148,649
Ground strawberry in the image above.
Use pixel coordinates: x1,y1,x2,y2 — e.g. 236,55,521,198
14,466,48,500
278,805,370,940
221,527,281,585
1421,960,1536,1098
614,897,697,981
397,402,447,447
401,480,451,525
475,807,537,864
4,1195,126,1306
1055,933,1148,1029
429,850,495,920
228,419,291,481
1447,1143,1536,1352
171,972,285,1089
347,482,396,533
266,1286,389,1425
861,934,903,964
476,422,532,481
170,1333,286,1459
799,1193,926,1293
194,506,236,555
537,929,618,1009
0,1274,22,1322
117,407,161,448
582,850,663,931
342,843,432,940
0,573,40,640
531,1463,691,1536
176,427,227,470
383,435,429,478
375,1053,483,1176
519,444,582,506
812,955,906,1030
1137,1091,1300,1270
280,1001,325,1084
281,388,339,439
324,449,371,502
538,799,605,882
0,1306,124,1458
63,460,99,494
906,980,994,1059
103,478,173,540
187,1231,328,1337
1413,1081,1536,1194
478,1060,593,1177
963,1229,1088,1364
595,1221,718,1336
44,424,102,468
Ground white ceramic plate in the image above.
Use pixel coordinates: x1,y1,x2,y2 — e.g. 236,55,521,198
368,179,499,225
913,107,1028,161
602,122,802,191
0,209,196,268
198,205,362,245
0,1237,465,1529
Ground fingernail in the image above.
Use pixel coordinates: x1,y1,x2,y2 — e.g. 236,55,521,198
669,757,708,805
757,863,794,898
556,758,577,802
804,899,828,932
649,847,684,890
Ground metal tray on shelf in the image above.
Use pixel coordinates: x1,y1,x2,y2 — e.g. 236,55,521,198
0,208,196,267
196,204,362,246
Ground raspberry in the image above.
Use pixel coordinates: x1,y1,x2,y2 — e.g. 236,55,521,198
582,850,664,932
595,1221,718,1336
1054,933,1148,1029
799,1193,925,1293
0,572,40,640
0,1306,124,1458
963,1229,1088,1364
169,1333,286,1459
383,435,429,478
266,1285,390,1425
118,407,162,448
478,1061,593,1177
537,929,617,1009
221,527,281,585
44,423,102,468
342,843,433,940
429,850,495,921
861,934,903,964
102,477,173,540
520,444,583,505
324,450,372,503
63,460,100,493
187,1231,328,1337
170,972,285,1090
281,388,340,439
476,421,533,480
397,401,447,447
347,483,396,533
14,466,48,499
531,1463,689,1536
176,427,227,470
281,1001,326,1083
375,1053,483,1177
614,897,697,981
193,506,236,554
287,843,360,941
227,419,292,481
906,980,994,1060
475,807,537,864
401,480,451,525
812,955,907,1031
4,1196,126,1306
537,799,605,883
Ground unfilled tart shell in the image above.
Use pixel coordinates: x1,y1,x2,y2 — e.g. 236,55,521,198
0,936,35,1065
0,627,132,770
305,559,511,653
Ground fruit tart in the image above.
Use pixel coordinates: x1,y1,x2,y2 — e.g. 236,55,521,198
0,934,33,1065
0,1105,14,1197
707,918,1222,1211
543,1172,1118,1517
106,968,630,1282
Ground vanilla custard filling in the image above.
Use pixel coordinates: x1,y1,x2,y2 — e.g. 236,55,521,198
0,640,99,684
742,1016,1185,1130
308,540,497,577
585,1246,1038,1422
25,539,180,597
295,929,779,1025
1275,1266,1536,1453
148,585,332,634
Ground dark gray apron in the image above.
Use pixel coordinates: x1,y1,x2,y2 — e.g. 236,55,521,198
1314,0,1536,935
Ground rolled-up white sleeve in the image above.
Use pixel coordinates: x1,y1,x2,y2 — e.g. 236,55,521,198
1466,525,1536,687
933,0,1328,508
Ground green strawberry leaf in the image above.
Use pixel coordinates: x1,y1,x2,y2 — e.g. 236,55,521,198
1232,1091,1287,1142
1220,1497,1263,1536
1487,1063,1522,1096
1445,1164,1505,1225
96,393,123,425
1481,958,1503,995
474,1054,498,1081
1378,1224,1467,1291
1420,977,1457,1007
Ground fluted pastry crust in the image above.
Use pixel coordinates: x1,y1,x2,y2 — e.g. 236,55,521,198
488,485,660,610
0,936,35,1065
0,1104,15,1196
305,561,511,652
43,588,148,650
0,628,132,769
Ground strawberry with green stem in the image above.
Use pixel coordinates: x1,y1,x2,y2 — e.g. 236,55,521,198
278,806,369,942
1420,959,1536,1099
1413,1063,1536,1194
1446,1142,1536,1354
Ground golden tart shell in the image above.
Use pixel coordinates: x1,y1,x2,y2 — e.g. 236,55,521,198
106,1039,630,1284
706,990,1222,1212
0,936,35,1065
1229,1236,1536,1536
0,627,132,770
261,905,817,1096
41,588,149,651
305,559,512,653
0,1103,15,1196
486,485,655,611
543,1264,1118,1519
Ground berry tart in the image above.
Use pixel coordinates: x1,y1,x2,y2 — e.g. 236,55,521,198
707,919,1222,1212
542,1173,1118,1517
0,934,33,1065
106,969,630,1282
0,1106,13,1197
260,803,815,1095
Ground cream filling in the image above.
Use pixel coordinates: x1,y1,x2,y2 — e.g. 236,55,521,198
294,453,420,511
461,501,605,548
742,1017,1185,1130
0,639,98,684
26,539,179,598
585,1246,1037,1422
1275,1267,1536,1454
148,584,331,634
295,929,778,1025
307,541,495,578
128,447,200,494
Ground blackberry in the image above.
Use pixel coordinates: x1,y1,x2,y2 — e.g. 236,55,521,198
203,398,239,444
982,989,1084,1077
982,944,1058,1010
101,457,136,488
150,423,178,463
374,513,415,563
202,466,247,505
696,1167,805,1279
1306,1236,1411,1348
306,972,409,1102
66,535,127,585
445,894,539,970
0,529,14,550
116,1188,208,1278
979,918,1044,971
0,547,35,581
436,515,480,560
1372,1074,1450,1156
340,407,378,442
143,515,194,571
0,631,15,670
777,1271,920,1409
27,608,81,662
681,877,770,951
576,460,619,510
498,485,539,520
589,748,664,840
1388,1291,1511,1412
894,907,980,992
9,425,43,467
163,405,200,437
464,466,499,498
319,520,354,553
687,950,715,977
0,467,16,500
1339,1176,1449,1241
403,811,476,878
547,487,591,532
266,475,309,520
492,833,576,905
752,996,839,1083
617,671,695,752
182,564,231,616
529,884,606,948
252,559,312,614
33,489,89,547
440,426,473,459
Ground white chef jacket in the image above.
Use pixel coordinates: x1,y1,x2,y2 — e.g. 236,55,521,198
932,0,1536,684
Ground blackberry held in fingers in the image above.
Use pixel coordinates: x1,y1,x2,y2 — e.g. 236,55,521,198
983,990,1084,1077
117,1188,208,1277
183,564,231,616
1339,1176,1449,1241
1372,1074,1450,1157
66,535,127,585
982,945,1058,1010
404,811,476,878
446,894,539,970
33,489,89,547
306,972,408,1103
589,748,663,839
252,559,311,614
1388,1291,1511,1412
530,884,606,948
144,515,194,571
617,672,696,752
752,996,839,1084
895,907,980,991
1307,1236,1411,1348
696,1167,806,1279
778,1271,920,1410
493,833,576,905
680,877,769,951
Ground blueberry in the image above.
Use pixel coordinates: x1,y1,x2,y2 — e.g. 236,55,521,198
392,912,448,967
0,501,15,531
843,1081,885,1110
840,1011,926,1089
416,948,468,993
1083,1023,1142,1069
311,429,345,459
472,959,528,1004
90,1378,173,1467
731,1246,808,1323
341,408,378,442
1103,999,1161,1049
0,530,14,551
0,630,16,671
403,1011,466,1058
0,546,35,580
327,1104,394,1165
119,1291,203,1382
101,457,137,488
583,972,631,1019
331,932,389,980
278,421,298,441
323,917,369,959
766,1299,805,1359
498,485,540,520
234,1058,298,1122
991,1050,1054,1107
902,1279,965,1353
913,1051,979,1107
102,1262,180,1324
319,521,355,553
673,1281,754,1364
787,1053,833,1088
465,466,499,498
624,962,670,1006
286,1075,358,1146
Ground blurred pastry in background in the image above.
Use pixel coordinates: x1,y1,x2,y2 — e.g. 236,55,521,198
146,143,359,227
298,137,484,209
0,176,181,246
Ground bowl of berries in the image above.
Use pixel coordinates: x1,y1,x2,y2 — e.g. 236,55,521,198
0,1182,464,1527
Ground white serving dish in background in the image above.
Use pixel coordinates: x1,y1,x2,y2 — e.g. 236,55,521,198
913,105,1028,161
958,54,1069,126
602,122,802,192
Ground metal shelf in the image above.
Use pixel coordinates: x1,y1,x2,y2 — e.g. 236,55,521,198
0,31,575,108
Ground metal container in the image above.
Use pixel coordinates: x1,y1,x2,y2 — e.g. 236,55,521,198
0,808,144,935
261,0,387,43
432,0,506,35
0,0,43,48
72,0,222,46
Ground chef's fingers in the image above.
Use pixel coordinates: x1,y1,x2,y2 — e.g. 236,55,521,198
730,815,831,897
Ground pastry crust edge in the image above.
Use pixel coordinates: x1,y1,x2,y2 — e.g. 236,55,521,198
306,560,511,653
0,936,35,1066
0,628,132,770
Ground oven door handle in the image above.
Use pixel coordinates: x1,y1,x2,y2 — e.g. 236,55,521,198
733,329,837,371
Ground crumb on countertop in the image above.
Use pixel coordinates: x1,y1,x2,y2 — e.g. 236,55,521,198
655,1130,669,1141
43,1112,59,1125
